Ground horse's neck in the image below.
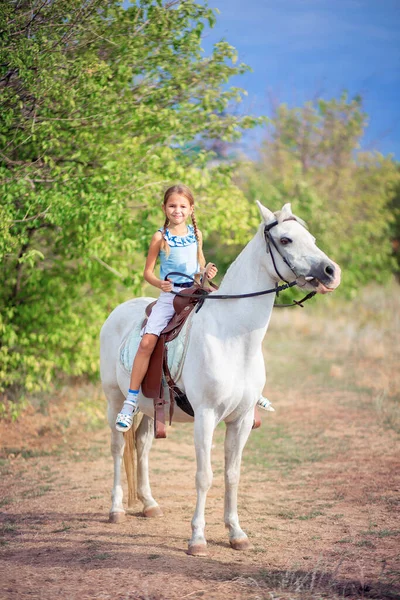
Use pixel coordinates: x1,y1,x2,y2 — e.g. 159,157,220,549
203,231,277,341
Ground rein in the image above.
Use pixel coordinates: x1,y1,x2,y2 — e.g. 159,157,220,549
167,273,315,310
169,272,297,299
166,217,317,310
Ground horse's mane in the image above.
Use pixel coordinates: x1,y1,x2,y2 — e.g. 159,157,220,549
274,210,308,229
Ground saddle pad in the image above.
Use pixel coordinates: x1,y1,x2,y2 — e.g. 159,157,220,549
119,311,194,384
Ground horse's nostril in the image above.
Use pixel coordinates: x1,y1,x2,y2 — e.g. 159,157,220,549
325,264,334,277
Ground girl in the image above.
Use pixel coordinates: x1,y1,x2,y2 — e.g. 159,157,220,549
115,184,274,432
115,184,217,432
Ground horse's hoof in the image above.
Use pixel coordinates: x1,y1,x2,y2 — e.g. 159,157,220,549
143,505,163,518
230,537,251,551
109,511,125,524
187,543,208,557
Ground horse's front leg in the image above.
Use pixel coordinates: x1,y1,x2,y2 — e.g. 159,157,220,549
224,411,254,550
188,411,216,557
136,414,163,518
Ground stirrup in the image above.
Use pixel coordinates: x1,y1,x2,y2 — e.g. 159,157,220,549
257,396,275,412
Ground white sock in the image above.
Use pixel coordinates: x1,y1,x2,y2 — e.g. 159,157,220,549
120,389,139,416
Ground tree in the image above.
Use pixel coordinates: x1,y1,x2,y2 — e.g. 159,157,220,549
238,94,400,296
0,0,261,402
389,174,400,278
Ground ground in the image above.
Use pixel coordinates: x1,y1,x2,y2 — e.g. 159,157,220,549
0,286,399,600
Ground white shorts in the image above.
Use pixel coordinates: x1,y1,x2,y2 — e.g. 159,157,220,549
142,290,177,337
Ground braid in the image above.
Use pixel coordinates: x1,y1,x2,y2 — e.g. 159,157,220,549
161,216,170,257
191,209,205,268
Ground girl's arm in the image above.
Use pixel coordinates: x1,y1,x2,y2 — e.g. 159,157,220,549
198,230,218,280
143,231,173,292
197,230,206,268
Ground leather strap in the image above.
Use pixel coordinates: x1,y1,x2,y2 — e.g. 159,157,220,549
142,337,165,399
141,339,167,438
154,396,166,439
163,347,175,425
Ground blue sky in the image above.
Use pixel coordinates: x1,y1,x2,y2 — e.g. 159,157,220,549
201,0,400,159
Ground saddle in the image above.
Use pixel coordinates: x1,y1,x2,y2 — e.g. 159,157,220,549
141,286,208,438
141,283,262,438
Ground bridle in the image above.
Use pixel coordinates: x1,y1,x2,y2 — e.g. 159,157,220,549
169,217,316,309
264,217,300,283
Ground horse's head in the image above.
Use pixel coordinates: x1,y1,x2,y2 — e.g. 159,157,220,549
257,201,341,294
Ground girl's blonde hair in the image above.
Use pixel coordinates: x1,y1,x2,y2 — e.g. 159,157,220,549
161,184,205,269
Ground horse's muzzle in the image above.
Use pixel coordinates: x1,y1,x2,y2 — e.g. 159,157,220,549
305,261,341,294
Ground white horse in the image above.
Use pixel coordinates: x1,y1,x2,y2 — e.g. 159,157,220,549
100,202,341,556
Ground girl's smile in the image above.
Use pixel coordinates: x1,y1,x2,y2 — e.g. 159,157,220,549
163,193,193,231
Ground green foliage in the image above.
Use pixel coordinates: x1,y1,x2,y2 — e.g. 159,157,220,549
238,93,400,298
388,175,400,276
0,0,262,400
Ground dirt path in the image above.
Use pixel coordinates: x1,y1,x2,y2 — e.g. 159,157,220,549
1,296,399,600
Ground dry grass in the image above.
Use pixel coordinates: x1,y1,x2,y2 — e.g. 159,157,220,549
0,282,399,600
264,280,400,432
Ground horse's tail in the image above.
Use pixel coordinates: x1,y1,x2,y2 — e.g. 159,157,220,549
123,413,142,508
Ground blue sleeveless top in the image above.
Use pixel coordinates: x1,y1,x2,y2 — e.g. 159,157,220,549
159,224,199,284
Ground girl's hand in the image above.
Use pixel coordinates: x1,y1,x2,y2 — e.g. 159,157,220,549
205,262,218,280
160,278,173,292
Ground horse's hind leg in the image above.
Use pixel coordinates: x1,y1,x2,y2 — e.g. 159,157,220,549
105,385,126,523
224,413,254,550
136,414,163,518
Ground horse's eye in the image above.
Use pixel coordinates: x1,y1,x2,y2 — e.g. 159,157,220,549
280,237,291,245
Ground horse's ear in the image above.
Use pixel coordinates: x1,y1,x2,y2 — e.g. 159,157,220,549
256,200,275,223
280,203,293,221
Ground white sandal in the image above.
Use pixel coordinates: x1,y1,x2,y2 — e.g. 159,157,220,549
115,412,134,432
257,396,275,412
115,399,139,432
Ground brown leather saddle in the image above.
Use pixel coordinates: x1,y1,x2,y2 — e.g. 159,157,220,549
141,284,262,438
141,286,208,438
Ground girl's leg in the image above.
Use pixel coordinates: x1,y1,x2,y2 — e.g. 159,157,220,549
130,334,159,390
116,292,176,432
116,334,158,432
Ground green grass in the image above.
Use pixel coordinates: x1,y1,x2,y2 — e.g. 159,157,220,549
52,523,72,533
243,423,332,472
0,460,12,477
21,485,52,498
375,391,400,433
2,447,54,459
69,445,108,462
355,539,375,548
277,510,295,520
274,509,325,521
0,396,29,421
297,510,325,520
0,497,13,508
0,520,18,536
362,528,400,538
166,399,337,477
91,552,111,560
